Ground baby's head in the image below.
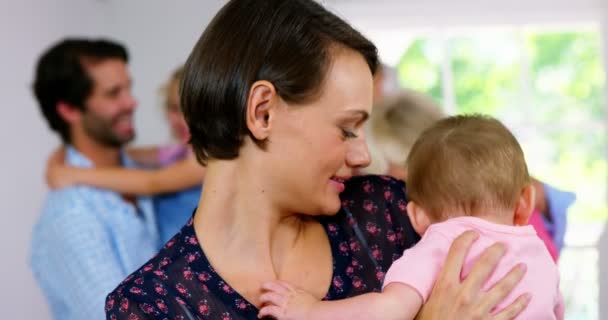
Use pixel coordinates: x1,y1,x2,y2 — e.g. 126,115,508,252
405,114,534,235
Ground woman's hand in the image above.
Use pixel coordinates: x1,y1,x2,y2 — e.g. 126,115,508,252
417,231,530,320
45,147,74,189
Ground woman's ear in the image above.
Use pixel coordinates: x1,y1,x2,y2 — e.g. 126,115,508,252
513,183,536,226
245,80,278,141
406,201,431,236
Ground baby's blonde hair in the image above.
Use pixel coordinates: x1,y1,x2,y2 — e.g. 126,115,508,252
406,114,530,220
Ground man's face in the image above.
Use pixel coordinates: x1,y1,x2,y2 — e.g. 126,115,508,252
81,59,137,147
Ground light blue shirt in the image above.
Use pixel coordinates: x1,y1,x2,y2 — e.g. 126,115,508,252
30,147,161,320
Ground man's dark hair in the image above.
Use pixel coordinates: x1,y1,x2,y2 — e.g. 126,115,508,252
33,38,129,143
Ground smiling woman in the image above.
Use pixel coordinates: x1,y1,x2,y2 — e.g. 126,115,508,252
105,1,530,319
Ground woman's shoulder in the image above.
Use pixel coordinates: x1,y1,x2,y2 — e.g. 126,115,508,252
344,174,405,193
342,175,406,204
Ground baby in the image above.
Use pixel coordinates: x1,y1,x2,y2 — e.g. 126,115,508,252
258,114,563,320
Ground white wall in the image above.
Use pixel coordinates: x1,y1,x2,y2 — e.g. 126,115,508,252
108,0,226,146
0,2,111,318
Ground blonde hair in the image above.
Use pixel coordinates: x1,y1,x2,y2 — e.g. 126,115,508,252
159,65,185,109
406,114,530,221
363,89,444,175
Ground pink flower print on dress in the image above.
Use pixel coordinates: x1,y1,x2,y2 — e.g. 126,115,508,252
119,298,129,313
346,265,355,277
349,239,361,252
221,312,232,320
176,283,191,297
384,188,393,201
219,281,234,294
183,267,194,281
386,230,396,243
198,300,211,316
139,303,156,315
156,299,169,314
235,299,248,310
106,297,115,312
187,236,198,245
397,199,407,214
375,266,385,282
198,272,212,282
153,269,169,280
362,200,377,214
154,283,168,296
186,252,201,263
371,245,382,261
143,263,154,272
366,222,380,236
160,257,172,267
165,239,175,248
134,277,144,285
338,242,349,256
352,276,366,291
333,276,344,293
327,223,339,236
128,313,140,320
129,287,144,295
363,181,374,193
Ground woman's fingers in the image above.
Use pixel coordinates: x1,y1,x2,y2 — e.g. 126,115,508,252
479,263,527,315
492,292,531,320
439,230,479,284
462,242,506,295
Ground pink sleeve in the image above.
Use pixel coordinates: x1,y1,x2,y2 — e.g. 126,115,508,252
382,229,449,303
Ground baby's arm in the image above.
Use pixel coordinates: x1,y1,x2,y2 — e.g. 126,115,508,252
47,153,205,196
258,280,422,320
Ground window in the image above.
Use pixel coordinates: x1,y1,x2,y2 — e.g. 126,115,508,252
373,25,606,319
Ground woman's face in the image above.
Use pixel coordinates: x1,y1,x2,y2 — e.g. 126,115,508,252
265,49,374,216
165,80,190,144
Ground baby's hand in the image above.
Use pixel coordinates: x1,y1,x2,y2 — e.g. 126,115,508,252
258,280,318,320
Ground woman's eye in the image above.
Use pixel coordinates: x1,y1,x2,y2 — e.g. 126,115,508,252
341,128,358,139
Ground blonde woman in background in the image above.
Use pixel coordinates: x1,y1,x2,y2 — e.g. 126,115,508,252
362,88,443,181
363,87,572,261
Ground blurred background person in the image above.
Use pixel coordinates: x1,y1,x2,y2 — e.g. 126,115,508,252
30,38,161,320
46,65,204,244
364,83,573,261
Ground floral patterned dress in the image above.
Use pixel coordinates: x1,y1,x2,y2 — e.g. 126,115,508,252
106,175,419,320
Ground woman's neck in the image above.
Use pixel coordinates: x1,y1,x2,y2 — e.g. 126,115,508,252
193,158,311,276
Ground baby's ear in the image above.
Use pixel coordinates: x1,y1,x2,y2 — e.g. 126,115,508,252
406,201,431,236
513,184,536,226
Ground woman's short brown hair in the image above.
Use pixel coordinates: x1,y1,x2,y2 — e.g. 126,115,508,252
181,0,378,164
406,114,530,220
